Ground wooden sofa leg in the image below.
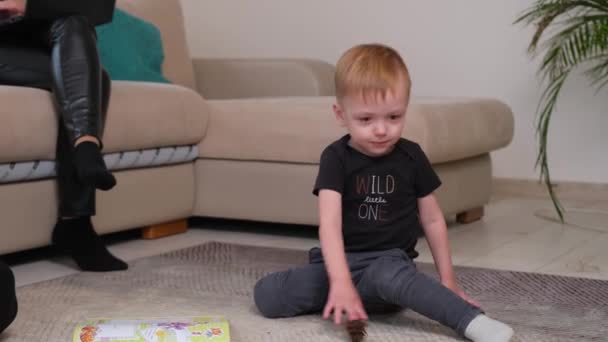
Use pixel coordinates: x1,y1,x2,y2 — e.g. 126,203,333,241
142,219,188,239
456,207,484,224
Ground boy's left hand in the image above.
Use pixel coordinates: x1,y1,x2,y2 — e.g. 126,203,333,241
443,281,480,308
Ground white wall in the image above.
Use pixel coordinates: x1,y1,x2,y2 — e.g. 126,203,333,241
180,0,608,183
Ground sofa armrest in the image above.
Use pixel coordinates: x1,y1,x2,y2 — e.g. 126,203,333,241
192,58,335,99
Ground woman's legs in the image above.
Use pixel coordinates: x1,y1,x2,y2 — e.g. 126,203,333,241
53,72,126,272
47,16,116,191
46,16,125,271
0,17,126,272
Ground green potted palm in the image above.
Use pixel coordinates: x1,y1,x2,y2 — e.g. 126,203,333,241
515,0,608,221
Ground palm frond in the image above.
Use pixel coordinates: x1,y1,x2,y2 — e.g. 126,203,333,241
541,18,607,81
535,71,569,221
578,0,608,12
586,54,608,88
515,0,608,221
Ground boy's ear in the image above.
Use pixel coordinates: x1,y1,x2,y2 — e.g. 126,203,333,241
333,103,346,126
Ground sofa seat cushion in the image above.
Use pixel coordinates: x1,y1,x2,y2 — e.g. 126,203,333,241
199,96,514,165
0,81,209,164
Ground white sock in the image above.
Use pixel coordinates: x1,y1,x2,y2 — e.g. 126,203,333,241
464,314,514,342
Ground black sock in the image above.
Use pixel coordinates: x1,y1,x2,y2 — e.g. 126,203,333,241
73,141,116,191
52,217,128,272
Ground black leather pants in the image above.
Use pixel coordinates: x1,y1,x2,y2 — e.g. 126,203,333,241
0,16,110,216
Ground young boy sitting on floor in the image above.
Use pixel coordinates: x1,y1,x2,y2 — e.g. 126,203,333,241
254,43,513,342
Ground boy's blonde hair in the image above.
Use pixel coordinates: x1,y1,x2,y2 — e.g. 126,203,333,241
335,43,411,103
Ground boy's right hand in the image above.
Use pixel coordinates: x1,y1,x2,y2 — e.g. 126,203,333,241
323,280,368,325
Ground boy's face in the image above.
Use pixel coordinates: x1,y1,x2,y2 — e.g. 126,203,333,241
333,77,409,157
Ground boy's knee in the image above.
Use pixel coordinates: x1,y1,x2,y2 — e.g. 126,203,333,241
253,273,286,318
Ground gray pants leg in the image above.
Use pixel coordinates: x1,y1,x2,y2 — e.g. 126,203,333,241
253,247,482,336
254,248,329,318
353,248,482,336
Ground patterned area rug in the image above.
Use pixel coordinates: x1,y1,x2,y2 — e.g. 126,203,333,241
4,242,607,341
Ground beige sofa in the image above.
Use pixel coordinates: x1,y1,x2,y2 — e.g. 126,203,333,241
0,0,514,255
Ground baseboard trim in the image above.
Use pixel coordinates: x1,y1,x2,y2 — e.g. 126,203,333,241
492,178,608,201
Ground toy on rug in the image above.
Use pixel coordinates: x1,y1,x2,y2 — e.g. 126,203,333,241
73,316,229,342
345,319,367,342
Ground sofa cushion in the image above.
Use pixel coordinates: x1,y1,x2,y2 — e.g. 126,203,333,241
117,0,195,89
0,82,209,163
199,96,513,165
96,9,170,83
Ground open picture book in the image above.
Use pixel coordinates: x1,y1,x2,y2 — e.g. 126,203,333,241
73,316,230,342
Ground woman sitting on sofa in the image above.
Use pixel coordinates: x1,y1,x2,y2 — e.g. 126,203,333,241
0,0,126,272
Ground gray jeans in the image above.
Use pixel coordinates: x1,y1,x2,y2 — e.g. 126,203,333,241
254,247,482,336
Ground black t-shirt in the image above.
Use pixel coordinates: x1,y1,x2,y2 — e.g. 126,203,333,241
313,135,441,258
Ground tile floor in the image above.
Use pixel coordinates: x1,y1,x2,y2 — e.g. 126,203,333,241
9,193,608,287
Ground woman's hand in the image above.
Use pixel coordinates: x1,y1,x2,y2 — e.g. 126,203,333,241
0,0,26,16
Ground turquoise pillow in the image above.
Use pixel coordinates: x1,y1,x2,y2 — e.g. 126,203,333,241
96,9,170,83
